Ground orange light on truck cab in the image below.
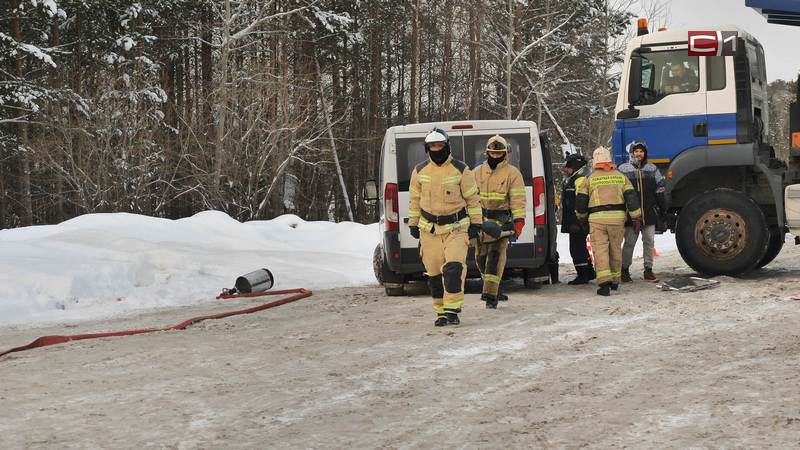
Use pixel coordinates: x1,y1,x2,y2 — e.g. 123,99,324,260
793,132,800,149
637,18,649,36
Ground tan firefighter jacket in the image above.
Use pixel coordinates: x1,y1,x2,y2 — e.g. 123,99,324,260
575,168,642,225
474,159,527,224
408,156,482,235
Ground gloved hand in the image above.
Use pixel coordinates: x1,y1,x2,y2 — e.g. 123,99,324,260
633,216,642,234
468,223,482,240
513,219,525,238
409,226,420,239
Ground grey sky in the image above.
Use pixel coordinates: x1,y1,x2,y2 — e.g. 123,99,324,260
633,0,800,81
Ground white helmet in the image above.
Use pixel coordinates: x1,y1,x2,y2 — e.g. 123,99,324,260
424,127,449,151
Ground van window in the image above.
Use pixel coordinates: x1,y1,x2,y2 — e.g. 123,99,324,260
463,133,532,183
396,135,465,191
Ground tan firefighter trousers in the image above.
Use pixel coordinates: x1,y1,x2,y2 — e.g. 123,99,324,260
420,230,469,315
590,222,625,285
475,237,509,296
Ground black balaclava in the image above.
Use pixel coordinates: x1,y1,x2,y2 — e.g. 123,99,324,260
487,154,505,169
429,147,450,165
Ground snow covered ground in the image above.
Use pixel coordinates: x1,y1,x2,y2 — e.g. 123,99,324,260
0,212,379,326
0,212,676,327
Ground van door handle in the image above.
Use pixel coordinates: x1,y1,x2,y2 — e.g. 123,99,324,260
693,122,708,137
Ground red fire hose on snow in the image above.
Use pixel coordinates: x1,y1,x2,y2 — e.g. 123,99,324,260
0,288,312,359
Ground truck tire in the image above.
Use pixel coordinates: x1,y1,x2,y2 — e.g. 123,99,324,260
756,226,784,269
676,189,769,276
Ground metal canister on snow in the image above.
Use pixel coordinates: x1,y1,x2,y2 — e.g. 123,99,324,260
234,268,274,293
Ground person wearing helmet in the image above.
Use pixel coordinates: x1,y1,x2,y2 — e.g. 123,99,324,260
408,127,483,326
560,152,596,285
472,134,527,309
618,141,668,282
575,147,642,296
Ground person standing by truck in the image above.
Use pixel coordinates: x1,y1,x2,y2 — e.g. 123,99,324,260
408,128,483,326
576,147,642,296
618,141,668,282
473,135,527,309
560,152,596,285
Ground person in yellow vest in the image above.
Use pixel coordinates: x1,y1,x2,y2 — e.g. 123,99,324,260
408,128,483,326
575,147,642,296
473,135,526,309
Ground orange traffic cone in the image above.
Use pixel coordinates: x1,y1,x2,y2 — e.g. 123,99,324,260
653,246,660,257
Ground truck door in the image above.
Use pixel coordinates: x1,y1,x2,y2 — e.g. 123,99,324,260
618,47,707,165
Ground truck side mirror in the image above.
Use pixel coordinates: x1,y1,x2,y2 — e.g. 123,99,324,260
628,54,643,106
364,180,379,205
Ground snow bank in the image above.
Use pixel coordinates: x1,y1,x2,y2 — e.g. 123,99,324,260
555,231,678,264
0,211,678,327
0,212,379,326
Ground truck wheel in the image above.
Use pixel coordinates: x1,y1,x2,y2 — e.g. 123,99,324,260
756,226,785,269
676,189,769,276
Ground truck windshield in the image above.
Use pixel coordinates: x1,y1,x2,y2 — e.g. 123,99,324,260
635,50,700,105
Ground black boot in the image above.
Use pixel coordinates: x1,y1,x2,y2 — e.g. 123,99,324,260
621,267,632,283
597,282,611,296
445,312,460,325
610,283,619,291
434,315,448,327
568,266,591,285
482,293,498,309
586,265,596,281
496,289,508,301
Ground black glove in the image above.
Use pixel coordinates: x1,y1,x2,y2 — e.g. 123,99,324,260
409,226,420,239
468,223,481,240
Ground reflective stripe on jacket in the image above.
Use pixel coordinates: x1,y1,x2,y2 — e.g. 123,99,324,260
408,155,482,235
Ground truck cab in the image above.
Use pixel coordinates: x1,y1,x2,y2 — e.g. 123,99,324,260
614,25,786,275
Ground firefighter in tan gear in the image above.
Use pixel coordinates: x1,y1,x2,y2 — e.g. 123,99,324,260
473,135,526,309
575,147,642,296
408,128,483,326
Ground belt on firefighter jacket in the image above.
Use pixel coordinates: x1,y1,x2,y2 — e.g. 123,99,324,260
483,209,512,220
421,208,468,225
588,204,626,214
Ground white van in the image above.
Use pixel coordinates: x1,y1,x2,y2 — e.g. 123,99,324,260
366,120,558,296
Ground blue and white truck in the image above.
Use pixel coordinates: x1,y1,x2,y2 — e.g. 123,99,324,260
613,1,800,276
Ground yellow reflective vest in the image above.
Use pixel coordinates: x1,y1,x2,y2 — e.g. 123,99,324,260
408,156,483,235
575,167,642,225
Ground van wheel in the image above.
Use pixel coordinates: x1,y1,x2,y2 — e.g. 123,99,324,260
676,189,769,276
372,244,384,285
385,285,405,296
756,226,784,269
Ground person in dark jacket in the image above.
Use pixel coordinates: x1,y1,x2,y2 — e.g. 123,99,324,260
560,152,596,285
618,141,668,282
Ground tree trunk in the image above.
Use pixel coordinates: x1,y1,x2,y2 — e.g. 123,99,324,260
409,0,421,123
213,0,232,197
11,2,32,226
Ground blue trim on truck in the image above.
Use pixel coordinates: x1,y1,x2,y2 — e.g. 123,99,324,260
612,113,738,164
